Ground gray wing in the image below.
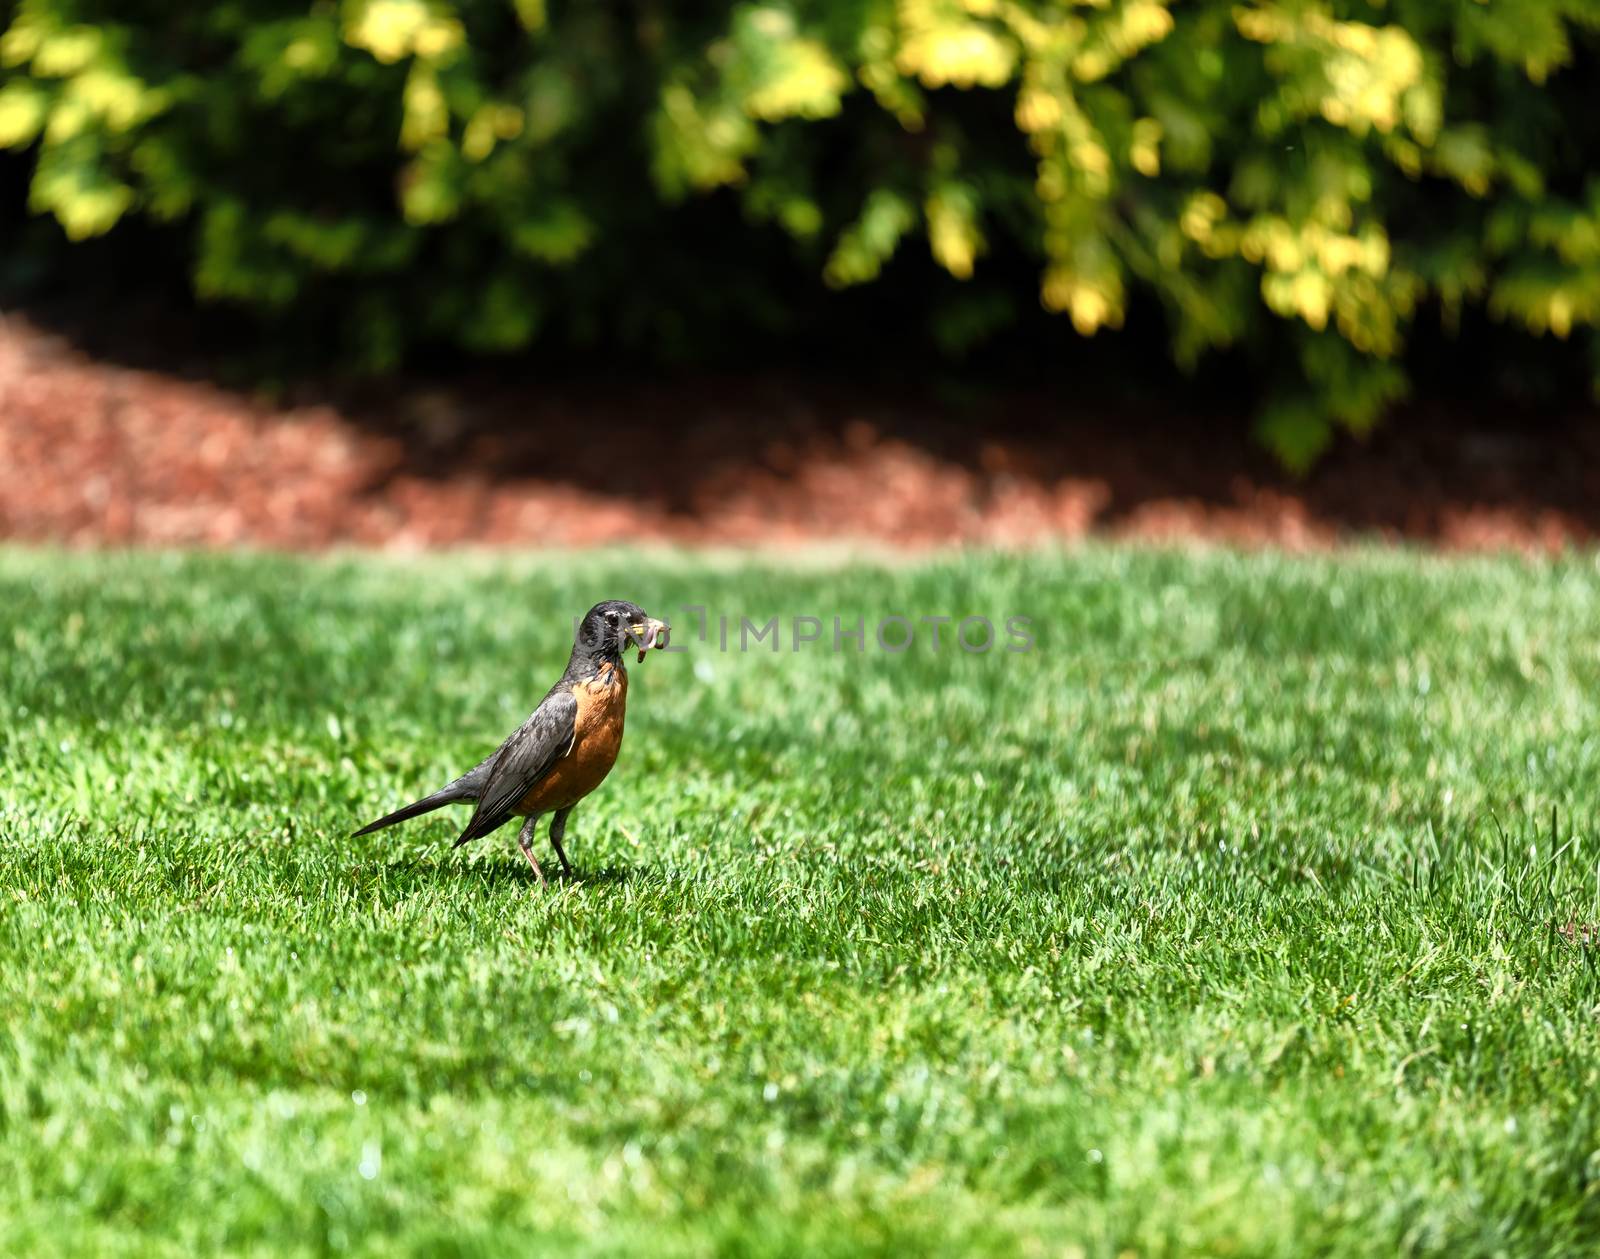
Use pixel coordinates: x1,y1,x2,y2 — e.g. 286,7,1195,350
452,688,578,846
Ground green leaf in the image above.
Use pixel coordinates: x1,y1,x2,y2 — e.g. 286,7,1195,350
0,81,47,147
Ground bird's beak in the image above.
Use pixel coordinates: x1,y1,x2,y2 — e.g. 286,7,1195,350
629,618,669,664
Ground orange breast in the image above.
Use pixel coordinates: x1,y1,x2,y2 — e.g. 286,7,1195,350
515,663,628,814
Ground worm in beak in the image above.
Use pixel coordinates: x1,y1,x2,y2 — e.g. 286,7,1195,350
629,618,669,663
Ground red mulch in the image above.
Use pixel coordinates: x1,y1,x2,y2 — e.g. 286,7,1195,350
2,313,1596,551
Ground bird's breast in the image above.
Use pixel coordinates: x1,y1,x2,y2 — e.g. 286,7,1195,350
573,662,628,746
516,662,628,813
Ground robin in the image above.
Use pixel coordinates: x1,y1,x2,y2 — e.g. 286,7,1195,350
353,600,670,885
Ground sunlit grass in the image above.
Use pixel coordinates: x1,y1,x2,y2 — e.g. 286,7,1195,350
2,546,1599,1256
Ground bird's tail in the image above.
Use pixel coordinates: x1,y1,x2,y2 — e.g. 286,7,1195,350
351,790,460,837
351,764,487,838
353,758,489,838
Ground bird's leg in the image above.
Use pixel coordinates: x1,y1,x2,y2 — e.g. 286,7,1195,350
516,815,547,889
549,807,575,880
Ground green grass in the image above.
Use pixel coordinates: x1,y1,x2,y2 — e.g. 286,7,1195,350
3,546,1600,1257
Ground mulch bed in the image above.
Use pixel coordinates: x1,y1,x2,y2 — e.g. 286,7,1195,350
2,312,1596,551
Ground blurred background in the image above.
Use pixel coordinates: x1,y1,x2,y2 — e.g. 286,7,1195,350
1,0,1597,550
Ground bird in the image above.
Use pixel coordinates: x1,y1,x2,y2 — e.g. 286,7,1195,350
353,600,669,886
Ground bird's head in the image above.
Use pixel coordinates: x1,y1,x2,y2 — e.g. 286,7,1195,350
574,600,669,666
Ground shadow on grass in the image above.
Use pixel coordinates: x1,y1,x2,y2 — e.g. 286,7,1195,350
382,852,644,892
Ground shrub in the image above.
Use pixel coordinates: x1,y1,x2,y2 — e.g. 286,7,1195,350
2,0,1598,463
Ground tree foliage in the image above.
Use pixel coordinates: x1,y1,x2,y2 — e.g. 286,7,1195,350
3,0,1599,463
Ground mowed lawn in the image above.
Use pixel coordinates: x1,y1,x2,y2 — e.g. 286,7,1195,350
2,546,1600,1257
